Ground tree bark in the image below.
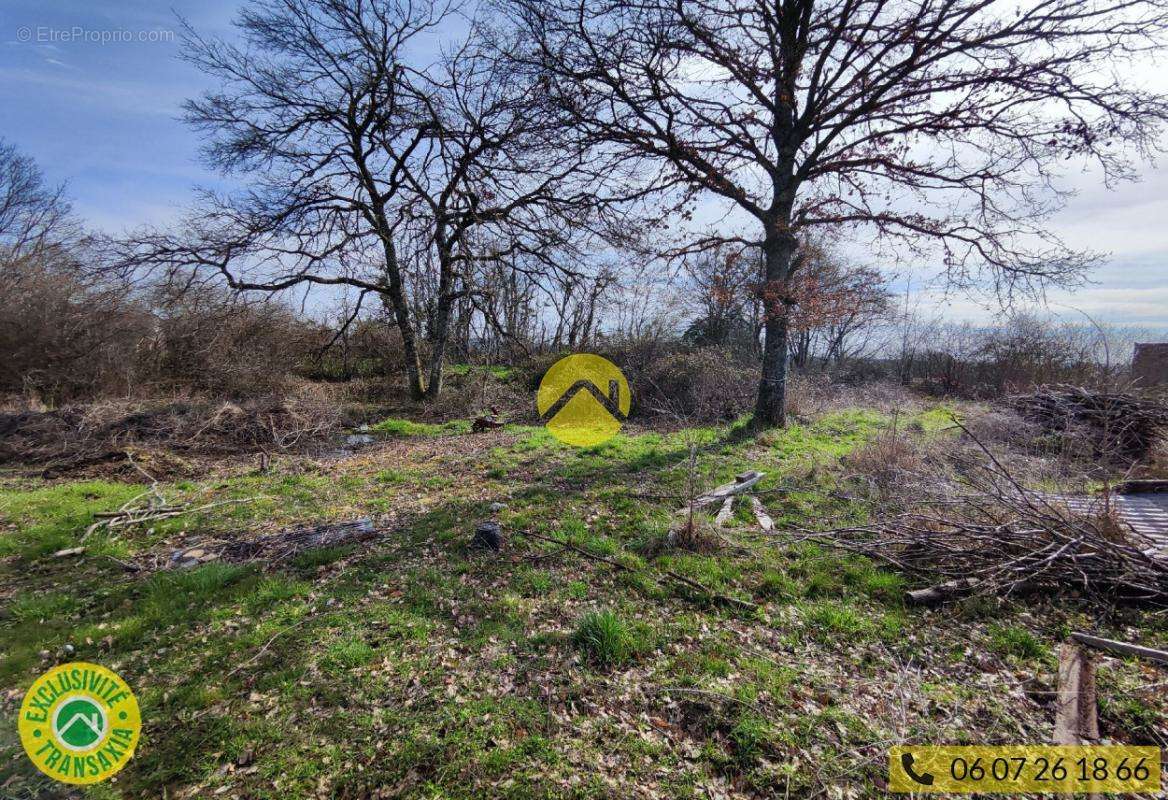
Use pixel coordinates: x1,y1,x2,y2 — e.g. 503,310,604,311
424,293,452,400
379,239,427,400
755,232,797,428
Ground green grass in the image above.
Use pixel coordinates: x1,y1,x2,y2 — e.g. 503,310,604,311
322,635,376,670
1,401,1161,799
987,624,1048,659
370,417,472,437
447,363,515,380
572,609,643,668
802,601,875,640
7,591,80,623
0,480,151,558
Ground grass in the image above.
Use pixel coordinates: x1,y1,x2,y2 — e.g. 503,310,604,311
987,623,1049,660
572,609,642,667
1,401,1163,798
447,363,515,380
370,417,472,436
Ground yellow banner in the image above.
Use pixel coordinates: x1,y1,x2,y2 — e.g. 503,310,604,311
889,745,1161,794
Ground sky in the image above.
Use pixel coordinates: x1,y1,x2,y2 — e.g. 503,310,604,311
2,0,1168,330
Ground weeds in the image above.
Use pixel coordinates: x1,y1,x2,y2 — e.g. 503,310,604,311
987,624,1048,659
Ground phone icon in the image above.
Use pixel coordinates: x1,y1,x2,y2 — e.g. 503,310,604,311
901,752,935,786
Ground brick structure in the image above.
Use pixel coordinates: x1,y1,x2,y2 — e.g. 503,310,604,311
1132,343,1168,387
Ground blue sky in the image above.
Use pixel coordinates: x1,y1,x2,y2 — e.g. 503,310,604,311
2,0,1167,328
1,1,237,230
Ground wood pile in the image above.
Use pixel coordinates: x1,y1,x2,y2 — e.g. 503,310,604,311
807,420,1168,607
817,508,1168,607
1006,385,1168,460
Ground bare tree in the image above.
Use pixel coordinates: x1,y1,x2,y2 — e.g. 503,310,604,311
682,246,758,354
0,143,152,401
117,0,609,400
506,0,1168,426
786,243,892,368
0,139,77,260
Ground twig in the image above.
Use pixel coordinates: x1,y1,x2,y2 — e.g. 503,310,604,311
519,529,757,611
226,614,323,678
654,686,766,716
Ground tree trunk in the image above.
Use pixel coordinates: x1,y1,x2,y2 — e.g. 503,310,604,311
423,237,459,401
424,294,452,400
755,233,796,428
379,241,426,400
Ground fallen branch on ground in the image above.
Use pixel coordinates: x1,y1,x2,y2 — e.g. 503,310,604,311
1070,631,1168,667
80,456,259,542
680,470,765,513
216,518,378,563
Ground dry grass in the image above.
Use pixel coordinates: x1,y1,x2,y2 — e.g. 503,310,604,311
668,517,728,554
0,390,343,471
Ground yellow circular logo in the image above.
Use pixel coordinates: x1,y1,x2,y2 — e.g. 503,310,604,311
536,354,631,447
18,662,141,785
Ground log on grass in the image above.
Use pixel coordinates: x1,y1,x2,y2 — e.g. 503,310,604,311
1070,631,1168,667
714,497,735,527
905,579,978,607
749,496,774,531
683,471,765,512
220,518,378,562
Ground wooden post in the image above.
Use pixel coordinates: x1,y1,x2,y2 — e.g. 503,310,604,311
1055,641,1099,746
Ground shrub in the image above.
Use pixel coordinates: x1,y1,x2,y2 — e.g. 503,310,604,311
0,257,152,403
637,348,756,421
147,282,316,397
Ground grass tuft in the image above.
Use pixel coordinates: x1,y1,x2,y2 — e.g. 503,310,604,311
573,609,639,668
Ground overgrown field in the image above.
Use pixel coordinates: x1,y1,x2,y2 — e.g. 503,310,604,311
1,404,1165,799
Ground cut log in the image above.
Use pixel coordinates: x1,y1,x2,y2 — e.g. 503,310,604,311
905,579,978,606
51,547,85,559
682,471,765,512
1069,631,1168,666
714,497,735,527
1054,642,1098,745
749,496,774,531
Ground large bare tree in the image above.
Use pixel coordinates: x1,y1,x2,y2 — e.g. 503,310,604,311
506,0,1168,426
120,0,609,399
